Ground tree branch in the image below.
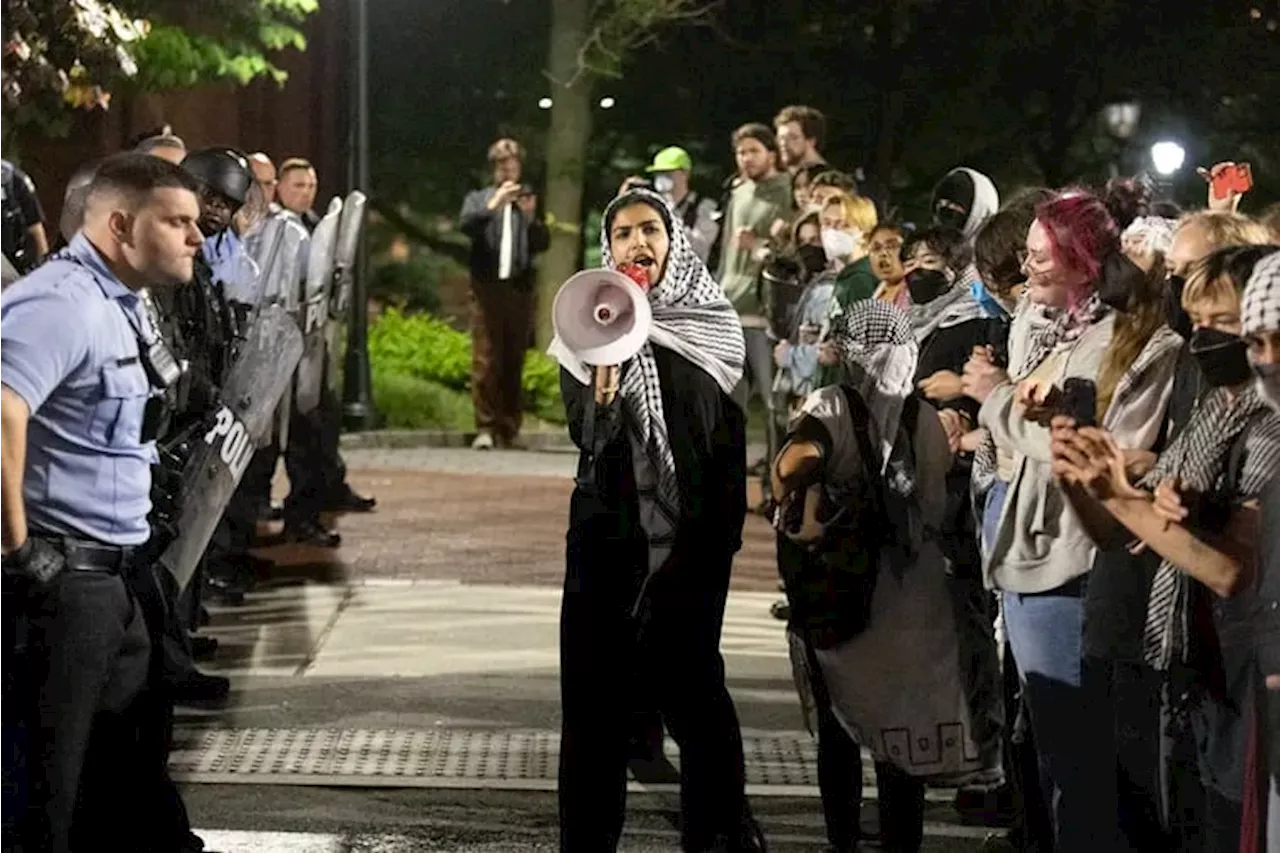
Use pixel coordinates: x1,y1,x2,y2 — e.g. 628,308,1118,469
550,0,720,88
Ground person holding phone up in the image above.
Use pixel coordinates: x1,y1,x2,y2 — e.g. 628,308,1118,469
1051,245,1280,853
959,190,1120,853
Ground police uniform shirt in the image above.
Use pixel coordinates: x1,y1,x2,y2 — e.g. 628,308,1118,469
1,233,159,545
204,229,261,306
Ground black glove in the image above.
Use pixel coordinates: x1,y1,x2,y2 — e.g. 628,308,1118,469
2,537,66,587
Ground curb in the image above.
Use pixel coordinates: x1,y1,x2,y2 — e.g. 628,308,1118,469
339,429,575,451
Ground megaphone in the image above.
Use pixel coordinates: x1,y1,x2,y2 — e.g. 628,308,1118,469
552,268,653,366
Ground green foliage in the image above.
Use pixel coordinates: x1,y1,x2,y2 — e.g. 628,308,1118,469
520,348,565,425
369,253,453,314
3,0,317,132
372,370,474,431
368,308,565,424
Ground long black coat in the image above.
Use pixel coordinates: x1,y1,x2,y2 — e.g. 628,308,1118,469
557,343,752,849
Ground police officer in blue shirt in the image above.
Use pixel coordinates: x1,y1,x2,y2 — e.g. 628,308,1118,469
1,153,210,852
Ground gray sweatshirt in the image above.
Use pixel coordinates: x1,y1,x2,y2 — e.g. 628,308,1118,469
980,313,1115,594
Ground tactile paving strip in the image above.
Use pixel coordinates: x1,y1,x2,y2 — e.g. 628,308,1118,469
170,728,821,793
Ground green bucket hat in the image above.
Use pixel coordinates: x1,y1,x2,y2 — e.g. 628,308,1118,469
646,146,693,173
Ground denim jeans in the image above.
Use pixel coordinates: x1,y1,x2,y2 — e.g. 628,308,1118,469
981,480,1010,560
1003,578,1116,852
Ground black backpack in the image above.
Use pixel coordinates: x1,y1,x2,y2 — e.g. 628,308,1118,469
775,386,920,649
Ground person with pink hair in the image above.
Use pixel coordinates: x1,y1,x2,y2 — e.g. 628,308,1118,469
961,190,1120,851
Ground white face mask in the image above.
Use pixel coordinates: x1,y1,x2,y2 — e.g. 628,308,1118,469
821,228,857,262
654,174,675,196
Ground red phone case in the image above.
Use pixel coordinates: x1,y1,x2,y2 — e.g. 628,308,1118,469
1212,164,1253,200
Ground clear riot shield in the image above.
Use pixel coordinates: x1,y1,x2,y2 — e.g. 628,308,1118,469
293,197,342,414
158,303,304,593
326,191,368,390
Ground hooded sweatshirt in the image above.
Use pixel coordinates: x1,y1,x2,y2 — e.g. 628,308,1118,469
930,167,1000,243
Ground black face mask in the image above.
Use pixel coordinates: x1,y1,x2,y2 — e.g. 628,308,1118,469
1189,327,1253,388
796,244,828,279
934,205,968,233
906,268,950,304
1165,275,1192,339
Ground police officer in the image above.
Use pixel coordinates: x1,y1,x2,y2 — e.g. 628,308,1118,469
1,153,212,852
170,147,263,610
2,159,49,275
273,158,375,545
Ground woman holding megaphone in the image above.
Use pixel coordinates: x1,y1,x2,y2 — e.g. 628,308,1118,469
548,188,764,851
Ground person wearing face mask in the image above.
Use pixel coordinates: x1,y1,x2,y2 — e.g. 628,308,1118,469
1240,251,1280,846
548,188,764,851
1051,244,1280,853
773,212,841,409
1163,214,1273,431
960,191,1119,853
931,167,1000,243
644,146,719,264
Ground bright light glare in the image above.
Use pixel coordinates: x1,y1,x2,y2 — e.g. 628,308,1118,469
599,97,616,109
538,97,553,109
1150,141,1186,177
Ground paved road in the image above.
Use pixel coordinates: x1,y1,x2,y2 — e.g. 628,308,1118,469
177,447,996,852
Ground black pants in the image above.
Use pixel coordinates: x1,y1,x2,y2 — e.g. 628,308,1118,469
1003,641,1054,853
1081,657,1169,851
7,569,149,853
803,644,925,853
284,384,347,528
558,552,751,851
129,561,199,851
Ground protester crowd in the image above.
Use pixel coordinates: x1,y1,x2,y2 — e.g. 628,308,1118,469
546,104,1280,852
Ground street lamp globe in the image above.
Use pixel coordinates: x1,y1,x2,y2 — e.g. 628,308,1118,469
1102,101,1141,140
1151,141,1186,177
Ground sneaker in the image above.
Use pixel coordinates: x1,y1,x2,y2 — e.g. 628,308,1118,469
471,431,495,450
769,599,790,621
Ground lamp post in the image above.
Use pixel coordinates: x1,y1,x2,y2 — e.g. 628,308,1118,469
1101,100,1141,177
343,0,376,431
1150,140,1186,203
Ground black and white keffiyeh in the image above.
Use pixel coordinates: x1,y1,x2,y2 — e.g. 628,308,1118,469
1141,384,1280,670
906,263,987,344
1017,291,1111,378
829,300,919,476
1243,251,1280,338
548,189,745,576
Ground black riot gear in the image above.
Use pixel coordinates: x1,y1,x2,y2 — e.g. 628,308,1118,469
181,147,253,206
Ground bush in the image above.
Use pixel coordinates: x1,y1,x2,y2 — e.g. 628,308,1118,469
368,308,472,388
368,307,565,424
368,252,460,313
373,370,474,430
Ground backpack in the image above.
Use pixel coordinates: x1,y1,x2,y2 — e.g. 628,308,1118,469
775,386,920,648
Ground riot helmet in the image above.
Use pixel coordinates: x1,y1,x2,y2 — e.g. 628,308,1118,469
182,147,252,236
182,147,253,207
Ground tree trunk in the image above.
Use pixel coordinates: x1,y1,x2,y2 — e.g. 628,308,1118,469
536,0,594,349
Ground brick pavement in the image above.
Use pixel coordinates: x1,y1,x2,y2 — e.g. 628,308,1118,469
256,459,782,593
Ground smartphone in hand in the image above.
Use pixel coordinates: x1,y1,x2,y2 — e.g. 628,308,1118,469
1056,378,1098,428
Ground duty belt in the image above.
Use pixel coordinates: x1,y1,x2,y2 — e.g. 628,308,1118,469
32,533,137,574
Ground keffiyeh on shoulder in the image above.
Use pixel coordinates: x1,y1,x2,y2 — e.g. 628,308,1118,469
548,188,745,580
